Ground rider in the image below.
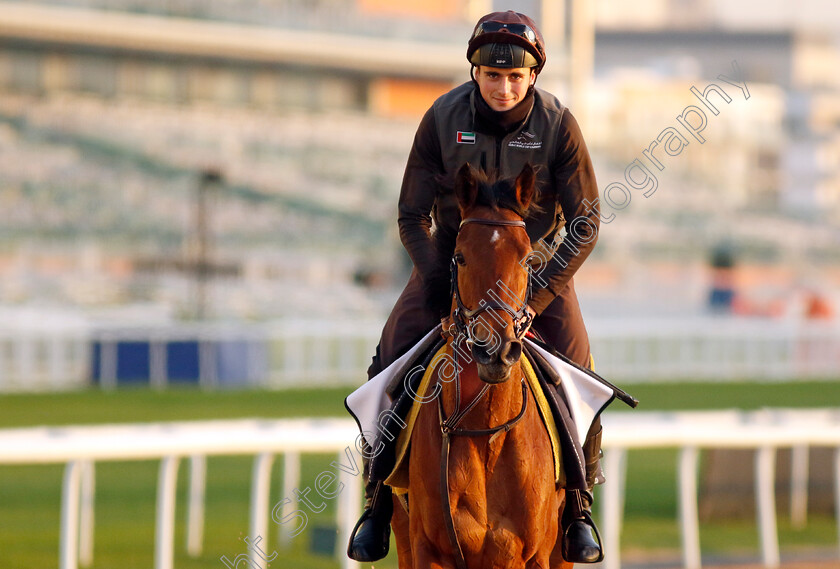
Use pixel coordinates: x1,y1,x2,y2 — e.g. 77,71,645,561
348,10,604,564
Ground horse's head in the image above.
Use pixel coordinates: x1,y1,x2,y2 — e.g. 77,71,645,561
450,162,536,384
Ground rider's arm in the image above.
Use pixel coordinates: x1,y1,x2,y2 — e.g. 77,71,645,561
528,110,600,315
397,106,449,285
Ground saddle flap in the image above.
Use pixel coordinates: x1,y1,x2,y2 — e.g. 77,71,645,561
345,325,443,452
524,339,615,446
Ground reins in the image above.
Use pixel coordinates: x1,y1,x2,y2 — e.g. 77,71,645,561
437,215,533,569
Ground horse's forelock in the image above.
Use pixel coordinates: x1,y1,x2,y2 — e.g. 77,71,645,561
470,170,541,219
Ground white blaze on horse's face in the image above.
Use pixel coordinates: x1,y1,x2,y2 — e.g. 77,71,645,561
490,230,501,245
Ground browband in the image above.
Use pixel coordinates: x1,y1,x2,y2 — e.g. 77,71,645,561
459,217,526,229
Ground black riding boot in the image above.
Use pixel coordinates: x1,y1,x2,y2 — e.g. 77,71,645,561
562,489,603,563
347,456,393,562
562,422,604,563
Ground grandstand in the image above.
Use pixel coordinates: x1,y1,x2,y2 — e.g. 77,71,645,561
0,91,416,317
0,0,837,323
0,0,470,113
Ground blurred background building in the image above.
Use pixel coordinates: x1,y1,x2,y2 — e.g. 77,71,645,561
1,9,838,569
0,0,837,327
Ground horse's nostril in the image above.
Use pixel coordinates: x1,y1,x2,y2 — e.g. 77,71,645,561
502,340,522,366
471,343,494,365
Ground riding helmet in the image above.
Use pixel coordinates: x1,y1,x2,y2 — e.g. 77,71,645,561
467,11,546,72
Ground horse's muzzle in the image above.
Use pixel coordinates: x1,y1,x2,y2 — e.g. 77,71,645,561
473,339,522,383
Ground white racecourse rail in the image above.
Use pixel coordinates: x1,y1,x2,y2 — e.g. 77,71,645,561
1,410,840,569
268,317,840,386
0,317,839,391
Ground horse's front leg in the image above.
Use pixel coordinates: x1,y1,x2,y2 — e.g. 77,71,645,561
391,494,413,569
412,538,458,569
549,489,575,569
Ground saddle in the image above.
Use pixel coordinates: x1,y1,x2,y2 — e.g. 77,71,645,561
345,325,636,494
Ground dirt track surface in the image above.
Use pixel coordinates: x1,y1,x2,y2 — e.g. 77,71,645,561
615,554,840,569
646,562,840,569
712,564,839,569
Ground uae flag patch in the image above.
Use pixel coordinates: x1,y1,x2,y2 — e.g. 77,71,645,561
457,131,476,144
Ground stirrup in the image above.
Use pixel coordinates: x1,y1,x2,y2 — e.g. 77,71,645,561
562,509,604,564
346,507,391,562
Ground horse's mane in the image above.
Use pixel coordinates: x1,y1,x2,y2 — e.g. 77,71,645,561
470,169,542,219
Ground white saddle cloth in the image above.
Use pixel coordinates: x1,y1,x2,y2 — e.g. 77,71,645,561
345,326,614,450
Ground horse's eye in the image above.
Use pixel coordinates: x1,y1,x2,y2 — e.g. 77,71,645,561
454,252,466,266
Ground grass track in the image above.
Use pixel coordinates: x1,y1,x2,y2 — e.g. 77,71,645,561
1,381,838,568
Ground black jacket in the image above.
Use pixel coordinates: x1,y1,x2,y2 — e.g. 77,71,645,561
397,82,600,314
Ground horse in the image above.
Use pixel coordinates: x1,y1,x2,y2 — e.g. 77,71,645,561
391,163,573,569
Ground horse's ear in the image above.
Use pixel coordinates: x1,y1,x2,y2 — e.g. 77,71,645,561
515,163,535,210
454,163,478,211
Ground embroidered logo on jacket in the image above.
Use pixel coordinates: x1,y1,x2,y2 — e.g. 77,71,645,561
509,131,542,149
457,131,476,144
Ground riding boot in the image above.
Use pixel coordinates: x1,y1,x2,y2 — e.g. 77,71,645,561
347,455,393,562
562,422,605,563
584,420,605,488
561,489,603,563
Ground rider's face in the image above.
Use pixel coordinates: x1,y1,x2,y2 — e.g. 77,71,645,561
474,66,536,112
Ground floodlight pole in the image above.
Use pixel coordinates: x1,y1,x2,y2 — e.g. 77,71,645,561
194,168,222,320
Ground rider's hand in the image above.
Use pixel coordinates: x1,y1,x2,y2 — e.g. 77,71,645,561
521,305,537,337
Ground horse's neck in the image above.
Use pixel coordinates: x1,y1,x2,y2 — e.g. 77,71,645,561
442,344,524,430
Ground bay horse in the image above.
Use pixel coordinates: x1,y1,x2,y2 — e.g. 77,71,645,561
391,163,573,569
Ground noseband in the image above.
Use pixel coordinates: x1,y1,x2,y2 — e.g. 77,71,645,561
450,217,534,344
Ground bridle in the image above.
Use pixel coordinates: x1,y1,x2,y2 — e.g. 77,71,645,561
437,214,534,569
449,216,535,344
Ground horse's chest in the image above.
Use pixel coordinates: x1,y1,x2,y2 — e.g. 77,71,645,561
448,428,545,495
449,434,556,563
408,390,559,567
